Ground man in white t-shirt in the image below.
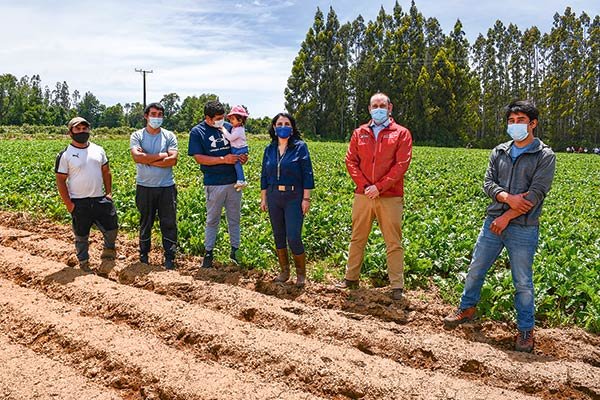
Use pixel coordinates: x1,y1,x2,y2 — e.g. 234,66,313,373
130,102,178,269
55,117,119,271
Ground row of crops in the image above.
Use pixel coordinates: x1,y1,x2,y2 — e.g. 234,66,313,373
0,135,598,332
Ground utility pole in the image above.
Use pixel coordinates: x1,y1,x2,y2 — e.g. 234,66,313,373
135,68,153,108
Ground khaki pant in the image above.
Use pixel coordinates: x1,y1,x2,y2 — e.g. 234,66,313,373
345,194,404,289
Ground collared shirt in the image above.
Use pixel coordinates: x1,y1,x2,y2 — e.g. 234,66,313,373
260,139,315,190
369,118,391,140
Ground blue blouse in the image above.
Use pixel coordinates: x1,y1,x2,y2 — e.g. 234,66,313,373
260,140,315,190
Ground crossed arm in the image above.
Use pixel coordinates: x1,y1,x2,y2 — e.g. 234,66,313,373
131,147,178,167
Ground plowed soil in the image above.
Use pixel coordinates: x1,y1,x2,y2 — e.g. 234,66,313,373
0,210,598,400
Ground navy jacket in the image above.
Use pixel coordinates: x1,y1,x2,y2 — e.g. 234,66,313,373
261,140,315,190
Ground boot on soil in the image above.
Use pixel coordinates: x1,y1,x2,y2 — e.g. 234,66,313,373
79,259,92,273
100,247,116,260
443,306,477,328
293,252,306,288
201,249,214,268
335,279,359,290
140,253,149,264
164,254,176,270
515,330,535,353
273,248,290,283
391,288,404,300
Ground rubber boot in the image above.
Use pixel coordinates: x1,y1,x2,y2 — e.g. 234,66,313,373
293,253,306,288
273,248,290,282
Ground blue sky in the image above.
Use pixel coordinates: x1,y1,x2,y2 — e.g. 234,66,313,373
1,0,599,118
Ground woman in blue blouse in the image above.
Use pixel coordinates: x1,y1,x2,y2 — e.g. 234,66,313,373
260,113,315,287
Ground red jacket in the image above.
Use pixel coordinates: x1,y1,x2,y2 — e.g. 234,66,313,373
345,118,412,197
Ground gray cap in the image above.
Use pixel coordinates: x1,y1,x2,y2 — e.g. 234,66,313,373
67,117,90,130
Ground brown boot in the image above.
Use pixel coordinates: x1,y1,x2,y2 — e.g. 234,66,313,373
273,248,290,282
293,253,306,288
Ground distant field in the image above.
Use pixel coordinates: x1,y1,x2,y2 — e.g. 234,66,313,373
0,136,598,331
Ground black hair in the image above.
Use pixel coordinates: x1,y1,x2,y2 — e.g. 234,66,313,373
144,102,165,115
268,112,301,144
204,101,225,118
229,114,247,125
505,100,539,126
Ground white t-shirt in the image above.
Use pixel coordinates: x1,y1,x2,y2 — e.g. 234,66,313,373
55,142,108,199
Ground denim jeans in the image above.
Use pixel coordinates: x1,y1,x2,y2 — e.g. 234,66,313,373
231,146,248,182
266,186,304,255
459,216,539,331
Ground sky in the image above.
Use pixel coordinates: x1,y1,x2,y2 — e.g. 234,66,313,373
1,0,599,118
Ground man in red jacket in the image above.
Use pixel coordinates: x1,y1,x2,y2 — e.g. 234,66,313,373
338,92,413,300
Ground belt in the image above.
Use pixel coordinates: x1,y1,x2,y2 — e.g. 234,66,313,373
274,185,295,192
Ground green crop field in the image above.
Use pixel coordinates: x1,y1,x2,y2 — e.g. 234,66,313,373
0,134,598,332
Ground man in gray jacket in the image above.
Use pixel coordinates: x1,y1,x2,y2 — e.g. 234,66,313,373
443,100,556,353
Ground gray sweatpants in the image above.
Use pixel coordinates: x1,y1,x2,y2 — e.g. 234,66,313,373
204,184,242,251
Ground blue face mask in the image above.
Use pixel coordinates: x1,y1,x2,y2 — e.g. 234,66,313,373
370,108,388,125
275,126,292,139
148,117,163,129
507,123,529,142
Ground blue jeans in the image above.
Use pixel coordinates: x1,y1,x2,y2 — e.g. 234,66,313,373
460,217,539,331
231,146,248,182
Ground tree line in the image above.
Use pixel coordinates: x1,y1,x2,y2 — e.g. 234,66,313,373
285,1,600,148
0,76,272,134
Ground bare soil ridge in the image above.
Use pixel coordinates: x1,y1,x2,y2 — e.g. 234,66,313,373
0,211,598,400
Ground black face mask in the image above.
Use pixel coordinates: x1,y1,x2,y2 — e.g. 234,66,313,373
72,132,90,144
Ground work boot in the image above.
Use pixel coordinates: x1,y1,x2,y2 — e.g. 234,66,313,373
293,253,306,288
443,306,477,328
79,259,92,272
100,247,116,260
335,279,359,290
164,254,176,270
391,288,404,300
273,248,290,282
201,249,214,268
140,253,149,264
515,330,535,353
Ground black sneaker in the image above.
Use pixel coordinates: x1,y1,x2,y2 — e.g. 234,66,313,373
201,250,214,268
140,253,149,264
230,247,239,265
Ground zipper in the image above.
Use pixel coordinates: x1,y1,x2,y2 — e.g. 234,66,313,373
277,146,287,181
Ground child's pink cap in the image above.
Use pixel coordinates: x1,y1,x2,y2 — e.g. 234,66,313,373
227,105,249,118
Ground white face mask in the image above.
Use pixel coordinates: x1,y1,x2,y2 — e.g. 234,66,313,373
148,117,163,129
213,119,225,128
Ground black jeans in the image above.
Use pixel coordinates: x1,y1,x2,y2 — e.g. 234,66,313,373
71,196,118,262
135,184,177,258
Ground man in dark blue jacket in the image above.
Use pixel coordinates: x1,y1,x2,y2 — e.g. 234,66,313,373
188,100,247,268
443,100,556,353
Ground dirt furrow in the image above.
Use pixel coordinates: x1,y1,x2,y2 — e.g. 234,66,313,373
0,225,597,400
0,333,122,400
0,245,543,400
0,278,321,400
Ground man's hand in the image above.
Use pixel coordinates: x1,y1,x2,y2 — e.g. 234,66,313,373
490,215,510,235
221,154,239,164
364,185,379,199
66,201,75,213
239,154,249,165
498,191,533,214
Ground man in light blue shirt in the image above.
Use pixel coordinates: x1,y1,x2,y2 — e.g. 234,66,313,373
130,102,178,269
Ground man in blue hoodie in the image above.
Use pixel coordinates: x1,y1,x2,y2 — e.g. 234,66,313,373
443,100,556,353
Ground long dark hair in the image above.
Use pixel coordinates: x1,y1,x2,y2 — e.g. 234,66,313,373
268,112,302,145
